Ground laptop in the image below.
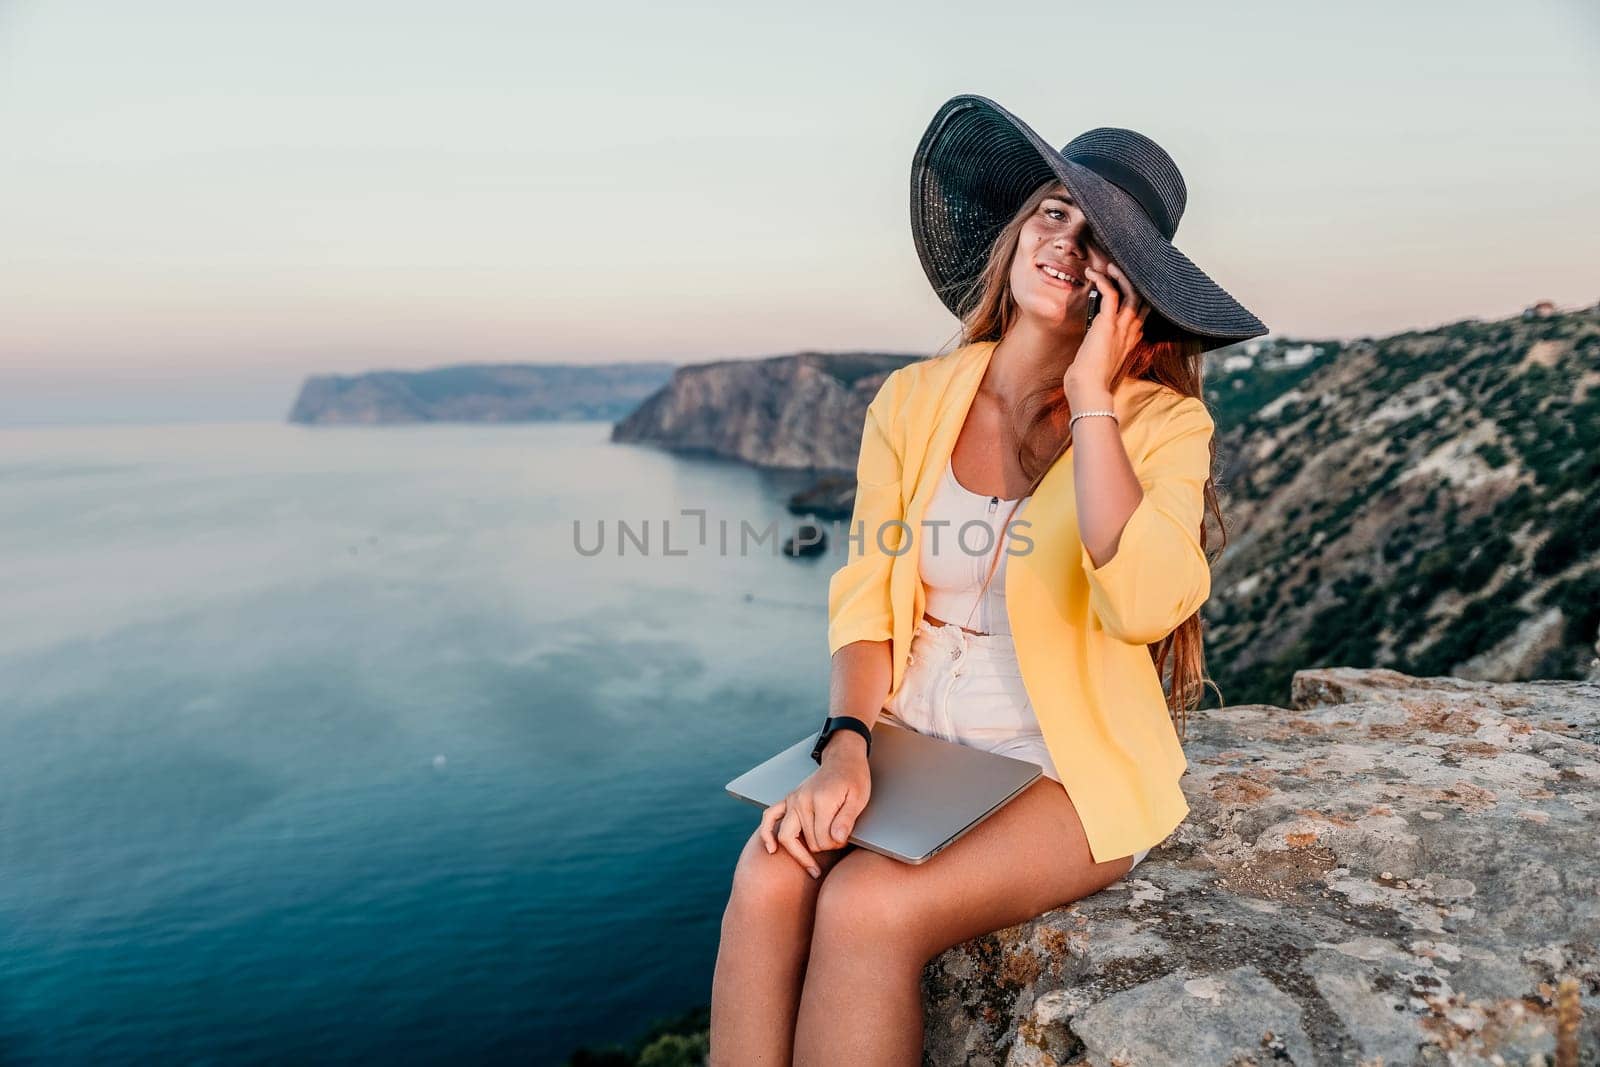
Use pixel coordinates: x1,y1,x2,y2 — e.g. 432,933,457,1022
724,717,1044,864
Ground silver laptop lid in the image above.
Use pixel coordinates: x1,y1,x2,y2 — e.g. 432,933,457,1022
725,718,1043,864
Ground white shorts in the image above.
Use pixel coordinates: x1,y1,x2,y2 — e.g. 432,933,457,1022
882,617,1152,872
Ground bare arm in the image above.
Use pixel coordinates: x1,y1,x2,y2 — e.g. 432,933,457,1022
759,637,884,874
1066,380,1144,567
1065,381,1217,646
822,638,893,761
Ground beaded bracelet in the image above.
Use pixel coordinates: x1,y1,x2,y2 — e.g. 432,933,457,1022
1069,409,1118,430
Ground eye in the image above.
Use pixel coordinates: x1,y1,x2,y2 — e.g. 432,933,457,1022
1043,207,1066,221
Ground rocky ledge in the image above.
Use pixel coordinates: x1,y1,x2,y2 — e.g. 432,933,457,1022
923,668,1597,1067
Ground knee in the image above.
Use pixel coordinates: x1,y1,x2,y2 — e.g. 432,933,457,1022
722,828,817,928
810,853,920,957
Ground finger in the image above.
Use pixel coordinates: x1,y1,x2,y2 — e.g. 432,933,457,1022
776,808,820,877
1085,266,1119,316
793,794,820,851
811,790,846,850
1101,261,1137,311
830,789,866,844
759,800,785,854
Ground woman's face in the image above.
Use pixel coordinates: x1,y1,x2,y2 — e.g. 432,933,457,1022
1008,186,1115,330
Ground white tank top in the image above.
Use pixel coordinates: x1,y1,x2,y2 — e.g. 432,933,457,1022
919,456,1032,636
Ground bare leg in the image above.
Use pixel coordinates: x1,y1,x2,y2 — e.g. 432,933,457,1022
792,779,1136,1066
710,827,855,1066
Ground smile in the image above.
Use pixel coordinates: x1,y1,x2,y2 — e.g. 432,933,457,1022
1037,263,1085,289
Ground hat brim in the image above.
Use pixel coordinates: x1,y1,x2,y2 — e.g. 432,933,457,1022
910,94,1269,352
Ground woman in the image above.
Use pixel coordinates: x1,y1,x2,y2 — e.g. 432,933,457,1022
711,94,1269,1065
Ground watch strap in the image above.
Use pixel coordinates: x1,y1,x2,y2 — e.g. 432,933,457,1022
810,714,873,764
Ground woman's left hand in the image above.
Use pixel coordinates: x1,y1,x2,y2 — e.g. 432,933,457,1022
1063,262,1152,404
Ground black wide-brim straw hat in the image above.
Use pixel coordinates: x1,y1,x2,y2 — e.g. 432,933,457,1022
910,94,1270,352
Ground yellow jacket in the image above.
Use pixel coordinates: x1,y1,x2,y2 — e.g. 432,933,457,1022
826,339,1213,862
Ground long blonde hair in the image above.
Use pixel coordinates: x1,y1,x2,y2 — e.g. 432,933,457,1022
941,178,1227,741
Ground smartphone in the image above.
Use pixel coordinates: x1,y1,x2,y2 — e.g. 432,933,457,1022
1086,286,1102,329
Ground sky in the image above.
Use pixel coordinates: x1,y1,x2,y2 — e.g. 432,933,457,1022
1,0,1597,422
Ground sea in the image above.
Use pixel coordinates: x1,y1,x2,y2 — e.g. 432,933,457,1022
0,418,842,1065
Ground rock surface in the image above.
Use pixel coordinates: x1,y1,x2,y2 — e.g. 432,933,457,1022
610,350,919,471
920,667,1598,1066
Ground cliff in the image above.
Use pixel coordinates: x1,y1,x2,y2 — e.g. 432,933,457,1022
609,350,921,471
287,361,675,424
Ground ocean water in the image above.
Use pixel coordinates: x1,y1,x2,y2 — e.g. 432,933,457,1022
0,420,839,1065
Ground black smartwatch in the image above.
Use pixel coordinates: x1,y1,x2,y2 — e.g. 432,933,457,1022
810,714,873,764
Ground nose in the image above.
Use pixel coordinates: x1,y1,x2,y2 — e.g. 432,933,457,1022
1053,219,1090,255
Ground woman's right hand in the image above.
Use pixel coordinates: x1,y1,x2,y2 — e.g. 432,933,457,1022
758,736,872,878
